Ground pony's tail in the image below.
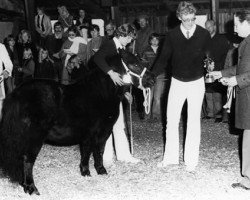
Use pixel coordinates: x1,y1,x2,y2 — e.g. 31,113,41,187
0,96,25,184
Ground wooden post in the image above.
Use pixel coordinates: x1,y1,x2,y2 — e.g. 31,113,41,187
211,0,219,31
24,0,36,41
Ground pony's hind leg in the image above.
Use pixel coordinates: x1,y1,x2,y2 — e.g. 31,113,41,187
22,142,44,195
79,141,92,176
93,140,107,175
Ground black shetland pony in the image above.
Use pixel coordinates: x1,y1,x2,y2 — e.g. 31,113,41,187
0,49,154,195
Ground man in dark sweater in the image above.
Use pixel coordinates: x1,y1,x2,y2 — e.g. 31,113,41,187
204,20,230,123
154,1,211,172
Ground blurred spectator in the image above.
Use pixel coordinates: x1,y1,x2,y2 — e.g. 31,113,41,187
45,22,66,81
79,25,89,42
204,20,230,123
4,34,19,92
57,5,74,34
17,48,35,85
59,26,87,85
16,29,37,68
75,9,92,29
102,20,116,44
66,54,86,84
134,14,154,58
141,33,166,120
34,6,52,46
133,14,154,120
87,24,104,61
35,47,56,80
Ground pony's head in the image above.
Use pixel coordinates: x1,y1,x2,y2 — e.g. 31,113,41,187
118,49,155,89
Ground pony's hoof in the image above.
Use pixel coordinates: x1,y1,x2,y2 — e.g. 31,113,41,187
23,183,40,195
80,164,91,176
96,166,108,175
80,169,91,177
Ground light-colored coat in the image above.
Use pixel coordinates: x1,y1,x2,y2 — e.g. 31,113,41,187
0,43,13,100
222,35,250,129
35,14,52,37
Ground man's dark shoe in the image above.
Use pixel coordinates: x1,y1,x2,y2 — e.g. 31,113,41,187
232,183,250,190
215,118,222,123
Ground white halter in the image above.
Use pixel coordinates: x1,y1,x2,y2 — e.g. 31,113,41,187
121,59,151,114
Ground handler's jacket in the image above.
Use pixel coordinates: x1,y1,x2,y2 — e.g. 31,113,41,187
93,37,123,74
221,35,250,129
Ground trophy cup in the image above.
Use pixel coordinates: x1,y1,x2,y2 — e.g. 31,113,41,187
204,56,215,83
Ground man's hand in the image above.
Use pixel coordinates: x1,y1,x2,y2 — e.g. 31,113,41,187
219,76,237,87
1,70,9,79
124,92,133,104
107,70,124,86
209,71,222,80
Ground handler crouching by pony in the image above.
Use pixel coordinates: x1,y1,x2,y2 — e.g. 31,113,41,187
94,23,141,164
0,43,13,117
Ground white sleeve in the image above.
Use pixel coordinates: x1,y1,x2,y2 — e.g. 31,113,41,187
0,44,13,76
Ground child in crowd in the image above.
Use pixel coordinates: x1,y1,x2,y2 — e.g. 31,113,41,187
35,47,56,80
17,48,35,85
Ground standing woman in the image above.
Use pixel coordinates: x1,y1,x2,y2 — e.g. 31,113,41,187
93,23,140,164
57,5,74,34
34,6,52,46
59,26,87,85
210,10,250,190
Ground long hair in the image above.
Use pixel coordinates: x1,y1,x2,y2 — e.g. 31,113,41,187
4,34,15,47
17,29,32,44
38,47,53,64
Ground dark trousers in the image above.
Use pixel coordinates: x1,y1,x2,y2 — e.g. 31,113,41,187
132,86,144,114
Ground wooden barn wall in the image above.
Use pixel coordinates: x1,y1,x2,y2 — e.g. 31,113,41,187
119,11,235,35
0,22,14,43
121,15,169,34
218,12,234,33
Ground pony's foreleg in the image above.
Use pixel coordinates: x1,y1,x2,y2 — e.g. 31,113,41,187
93,138,108,175
22,143,43,195
79,140,92,176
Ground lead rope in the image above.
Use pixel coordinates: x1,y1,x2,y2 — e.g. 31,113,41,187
121,59,151,154
143,87,151,115
129,85,134,155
